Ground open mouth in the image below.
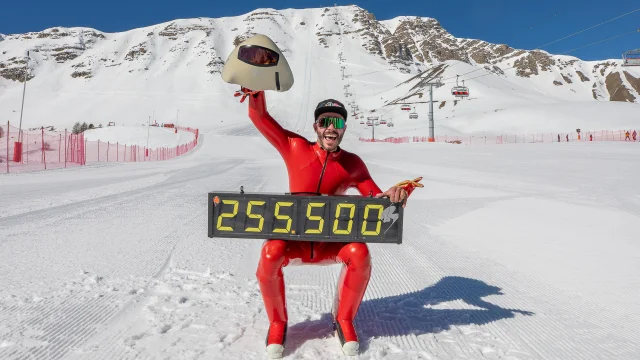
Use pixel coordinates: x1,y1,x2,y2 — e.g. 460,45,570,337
323,133,338,142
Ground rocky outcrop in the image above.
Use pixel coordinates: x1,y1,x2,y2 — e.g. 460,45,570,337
576,71,590,82
623,71,640,94
606,72,636,102
158,22,213,40
71,71,92,78
0,56,33,82
124,42,148,61
513,51,555,78
206,55,225,74
351,7,389,57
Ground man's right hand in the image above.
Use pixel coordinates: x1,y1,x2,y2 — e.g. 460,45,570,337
234,87,262,103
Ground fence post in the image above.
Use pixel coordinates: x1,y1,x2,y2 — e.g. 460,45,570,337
42,127,46,169
6,121,8,174
107,142,109,161
65,129,67,168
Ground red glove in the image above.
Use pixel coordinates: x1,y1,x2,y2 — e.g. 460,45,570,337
234,87,262,103
394,176,424,197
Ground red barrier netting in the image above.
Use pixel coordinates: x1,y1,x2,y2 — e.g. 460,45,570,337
359,130,639,145
1,122,199,174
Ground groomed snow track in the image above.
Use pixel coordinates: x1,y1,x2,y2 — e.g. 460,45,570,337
2,133,640,360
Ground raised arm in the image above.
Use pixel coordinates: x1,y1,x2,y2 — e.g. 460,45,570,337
247,90,303,155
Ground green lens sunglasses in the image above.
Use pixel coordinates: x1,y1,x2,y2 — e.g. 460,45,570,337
317,116,345,129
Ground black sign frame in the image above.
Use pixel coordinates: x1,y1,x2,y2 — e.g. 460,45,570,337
208,191,404,244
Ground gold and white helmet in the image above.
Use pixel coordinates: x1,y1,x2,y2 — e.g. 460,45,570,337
222,34,294,92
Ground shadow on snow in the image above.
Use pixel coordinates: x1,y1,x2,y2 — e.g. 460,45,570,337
284,276,534,355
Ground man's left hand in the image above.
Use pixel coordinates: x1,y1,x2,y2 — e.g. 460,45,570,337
375,186,408,207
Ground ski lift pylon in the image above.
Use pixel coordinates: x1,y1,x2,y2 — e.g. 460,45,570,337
451,75,469,98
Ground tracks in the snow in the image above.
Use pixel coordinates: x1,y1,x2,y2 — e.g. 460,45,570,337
0,154,263,360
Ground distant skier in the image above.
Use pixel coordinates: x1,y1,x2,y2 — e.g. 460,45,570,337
625,131,631,141
633,130,637,141
557,134,560,142
590,134,593,142
236,88,422,358
566,134,569,142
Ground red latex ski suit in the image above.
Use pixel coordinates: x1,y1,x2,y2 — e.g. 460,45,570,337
247,91,416,345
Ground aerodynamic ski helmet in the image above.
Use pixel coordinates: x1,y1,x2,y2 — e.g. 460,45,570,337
221,34,294,92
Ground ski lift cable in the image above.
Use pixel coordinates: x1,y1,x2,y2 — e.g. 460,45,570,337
349,68,397,78
479,7,640,68
560,29,640,55
533,7,640,50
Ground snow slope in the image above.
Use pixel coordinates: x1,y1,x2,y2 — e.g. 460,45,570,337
1,5,639,141
82,126,195,147
1,134,640,360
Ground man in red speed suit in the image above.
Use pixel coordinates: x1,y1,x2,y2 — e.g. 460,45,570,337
235,88,422,358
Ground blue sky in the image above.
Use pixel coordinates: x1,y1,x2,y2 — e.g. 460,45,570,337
1,0,638,61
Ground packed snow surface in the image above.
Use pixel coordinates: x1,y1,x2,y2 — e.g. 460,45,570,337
82,126,195,147
1,130,640,359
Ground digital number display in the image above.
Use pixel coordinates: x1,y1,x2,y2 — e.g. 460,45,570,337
208,192,404,244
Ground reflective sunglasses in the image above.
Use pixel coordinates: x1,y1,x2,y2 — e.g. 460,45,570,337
316,116,346,129
237,45,279,67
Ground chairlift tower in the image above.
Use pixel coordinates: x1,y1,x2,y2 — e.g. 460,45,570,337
367,116,379,141
427,77,444,142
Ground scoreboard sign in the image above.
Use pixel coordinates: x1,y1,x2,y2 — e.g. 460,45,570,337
208,191,404,244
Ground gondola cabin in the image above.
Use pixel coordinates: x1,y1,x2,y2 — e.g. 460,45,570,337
401,105,411,111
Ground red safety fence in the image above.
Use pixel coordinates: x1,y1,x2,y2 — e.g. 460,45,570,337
359,129,639,145
1,121,199,174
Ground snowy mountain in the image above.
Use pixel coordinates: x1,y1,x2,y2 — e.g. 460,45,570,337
1,5,639,137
